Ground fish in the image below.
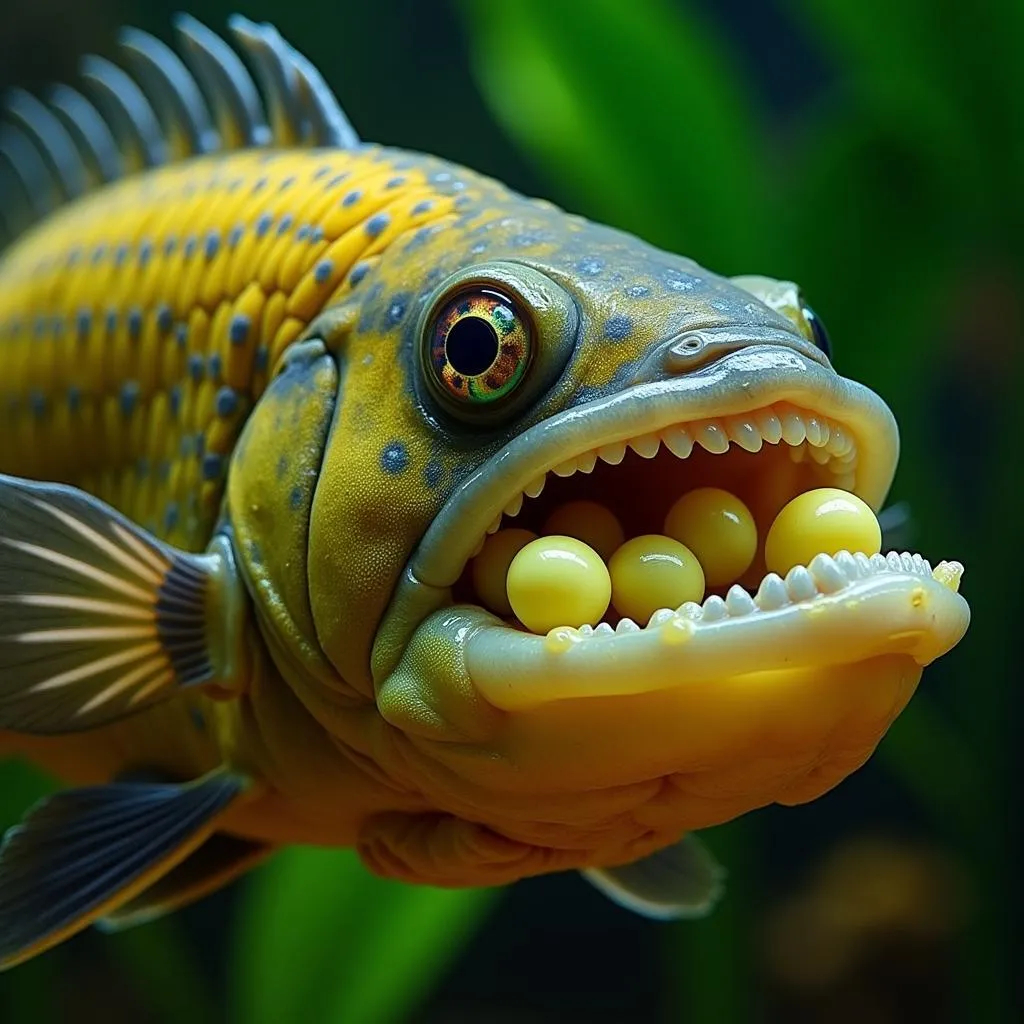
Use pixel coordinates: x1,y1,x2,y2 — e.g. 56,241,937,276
0,14,970,968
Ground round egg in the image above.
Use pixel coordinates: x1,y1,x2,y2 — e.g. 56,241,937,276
471,528,537,616
764,487,882,576
663,487,757,587
608,535,705,624
506,535,611,634
542,500,625,561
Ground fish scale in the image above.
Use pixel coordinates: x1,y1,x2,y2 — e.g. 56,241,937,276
0,148,458,549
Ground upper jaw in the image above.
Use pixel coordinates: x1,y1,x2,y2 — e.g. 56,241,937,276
410,345,899,591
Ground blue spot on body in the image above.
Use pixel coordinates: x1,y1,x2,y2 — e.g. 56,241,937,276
175,323,189,349
311,225,324,243
276,214,294,236
139,239,154,267
114,243,129,267
255,345,269,371
604,313,633,341
183,235,198,259
169,385,182,415
365,213,390,238
163,236,177,256
228,225,244,248
470,242,488,255
424,460,443,489
626,285,651,298
127,308,143,340
380,441,409,475
66,386,80,412
577,258,604,276
256,213,273,237
349,261,371,286
32,315,46,339
253,176,268,193
201,453,224,481
156,304,173,332
105,309,117,333
314,260,334,284
91,244,106,265
664,271,695,292
29,390,46,417
325,172,348,189
411,199,434,216
386,176,406,189
313,165,331,180
296,224,311,241
229,314,251,345
276,454,289,478
279,175,296,192
75,309,91,338
164,502,179,531
204,231,221,260
120,381,140,416
188,353,205,381
342,189,362,207
209,353,223,380
288,486,303,510
385,296,408,326
216,386,239,417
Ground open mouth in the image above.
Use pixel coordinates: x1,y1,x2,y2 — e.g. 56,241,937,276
387,348,969,711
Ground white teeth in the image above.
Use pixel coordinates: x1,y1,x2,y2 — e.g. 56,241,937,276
676,601,703,620
886,551,904,572
598,441,626,465
615,617,640,634
486,514,502,535
629,433,661,458
695,421,730,454
577,451,597,473
808,553,846,593
727,419,763,453
701,595,729,621
647,608,676,628
524,475,546,499
834,550,862,580
661,425,694,458
551,457,579,478
755,409,784,444
805,416,827,448
578,623,595,636
594,621,615,637
808,444,832,465
503,493,523,518
869,553,888,571
725,585,756,615
785,565,818,601
778,407,807,446
755,573,789,610
828,425,852,456
900,552,916,572
854,552,874,575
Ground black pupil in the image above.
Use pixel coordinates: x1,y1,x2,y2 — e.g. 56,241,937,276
446,315,500,377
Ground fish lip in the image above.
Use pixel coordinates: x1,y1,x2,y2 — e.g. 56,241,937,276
463,564,971,712
409,345,899,590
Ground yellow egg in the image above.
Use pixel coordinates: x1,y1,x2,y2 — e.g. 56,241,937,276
764,488,882,576
542,500,626,560
663,487,757,587
608,535,705,623
471,528,537,616
506,535,611,634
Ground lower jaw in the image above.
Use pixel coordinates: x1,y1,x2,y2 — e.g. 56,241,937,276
462,555,969,712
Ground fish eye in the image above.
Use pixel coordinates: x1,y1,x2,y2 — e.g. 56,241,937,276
802,302,831,359
428,289,533,406
418,261,580,426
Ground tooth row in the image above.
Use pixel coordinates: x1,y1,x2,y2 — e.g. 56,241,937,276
552,549,937,639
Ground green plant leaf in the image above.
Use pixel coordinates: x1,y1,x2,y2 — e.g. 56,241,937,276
231,847,499,1024
458,0,770,269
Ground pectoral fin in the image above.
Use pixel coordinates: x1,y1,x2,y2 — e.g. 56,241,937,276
581,834,725,920
0,769,248,969
0,473,247,733
99,832,273,931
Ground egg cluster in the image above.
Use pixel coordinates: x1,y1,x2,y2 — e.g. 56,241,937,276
470,487,883,634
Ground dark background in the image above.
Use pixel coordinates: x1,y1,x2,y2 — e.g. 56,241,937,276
1,1,1020,1021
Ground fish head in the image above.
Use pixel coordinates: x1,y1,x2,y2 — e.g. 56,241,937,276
231,171,970,865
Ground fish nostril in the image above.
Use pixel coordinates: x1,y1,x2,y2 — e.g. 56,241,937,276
675,335,704,356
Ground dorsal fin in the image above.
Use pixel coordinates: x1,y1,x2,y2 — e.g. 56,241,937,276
0,14,360,250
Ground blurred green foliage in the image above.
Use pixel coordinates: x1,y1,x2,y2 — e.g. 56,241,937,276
1,0,1020,1021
